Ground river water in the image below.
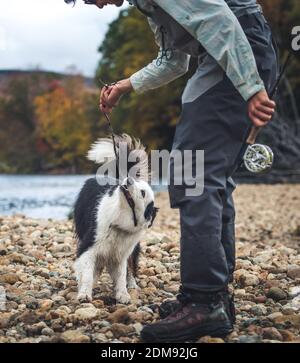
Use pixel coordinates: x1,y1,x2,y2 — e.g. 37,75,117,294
0,175,166,220
0,175,93,220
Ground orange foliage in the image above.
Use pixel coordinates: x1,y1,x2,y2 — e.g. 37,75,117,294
34,79,93,171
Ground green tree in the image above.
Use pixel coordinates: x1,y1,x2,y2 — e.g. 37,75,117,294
0,76,41,173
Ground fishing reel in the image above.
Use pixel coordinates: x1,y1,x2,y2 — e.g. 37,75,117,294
242,125,274,174
243,143,274,174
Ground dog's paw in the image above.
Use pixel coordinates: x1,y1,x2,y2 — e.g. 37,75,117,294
77,293,92,303
127,280,139,290
116,291,131,304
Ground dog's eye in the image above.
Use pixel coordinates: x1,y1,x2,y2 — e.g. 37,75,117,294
141,190,146,198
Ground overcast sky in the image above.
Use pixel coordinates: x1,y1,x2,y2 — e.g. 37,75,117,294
0,0,127,77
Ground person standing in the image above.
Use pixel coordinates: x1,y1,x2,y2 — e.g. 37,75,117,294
66,0,278,342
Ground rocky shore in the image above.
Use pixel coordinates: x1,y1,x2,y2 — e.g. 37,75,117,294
0,185,300,343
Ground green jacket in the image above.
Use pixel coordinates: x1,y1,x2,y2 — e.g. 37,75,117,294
129,0,265,101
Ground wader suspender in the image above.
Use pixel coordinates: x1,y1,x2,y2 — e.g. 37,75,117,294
133,0,174,65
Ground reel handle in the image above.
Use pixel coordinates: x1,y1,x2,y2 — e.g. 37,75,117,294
246,126,261,145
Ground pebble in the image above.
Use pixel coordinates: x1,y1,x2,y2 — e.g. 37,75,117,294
235,270,260,287
133,322,143,335
74,307,101,321
238,335,262,343
39,299,53,312
250,304,267,316
41,327,55,336
287,267,300,280
273,314,300,328
267,312,283,321
289,286,300,298
266,287,287,301
60,330,90,343
110,323,134,338
0,273,20,285
0,188,299,343
197,336,225,343
262,327,283,341
93,333,107,342
279,329,297,342
108,308,132,324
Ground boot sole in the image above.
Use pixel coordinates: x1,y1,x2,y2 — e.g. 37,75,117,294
141,322,233,343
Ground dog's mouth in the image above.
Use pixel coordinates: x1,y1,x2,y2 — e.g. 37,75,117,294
120,184,138,227
144,202,159,228
120,185,159,228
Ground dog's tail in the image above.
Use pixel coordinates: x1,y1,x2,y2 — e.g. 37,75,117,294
87,134,149,181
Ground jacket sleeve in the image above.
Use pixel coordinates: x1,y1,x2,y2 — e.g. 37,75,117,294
154,0,265,101
130,18,190,93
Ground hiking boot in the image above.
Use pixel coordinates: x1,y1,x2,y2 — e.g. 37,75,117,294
159,290,236,324
141,296,233,343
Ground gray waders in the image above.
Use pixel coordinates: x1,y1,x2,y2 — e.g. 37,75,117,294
168,12,279,296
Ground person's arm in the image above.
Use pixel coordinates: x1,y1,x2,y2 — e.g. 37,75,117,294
129,18,191,93
100,17,190,113
155,0,265,102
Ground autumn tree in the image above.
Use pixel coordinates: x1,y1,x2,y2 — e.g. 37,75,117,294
34,77,99,173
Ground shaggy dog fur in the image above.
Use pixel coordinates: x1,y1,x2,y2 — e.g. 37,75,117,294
73,134,157,304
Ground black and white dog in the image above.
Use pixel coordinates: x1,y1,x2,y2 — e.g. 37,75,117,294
73,134,158,304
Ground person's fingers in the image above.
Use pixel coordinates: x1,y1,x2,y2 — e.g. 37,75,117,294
106,86,121,105
99,82,127,114
100,102,112,113
100,104,106,113
249,109,269,127
252,109,273,122
100,87,106,105
100,86,114,112
256,104,275,116
261,99,276,108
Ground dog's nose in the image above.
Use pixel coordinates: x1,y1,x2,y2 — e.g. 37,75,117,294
144,201,154,221
126,176,134,187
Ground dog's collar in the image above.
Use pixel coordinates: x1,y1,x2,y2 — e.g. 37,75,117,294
120,185,138,227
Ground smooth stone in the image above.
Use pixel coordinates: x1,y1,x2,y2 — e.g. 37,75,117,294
262,327,283,341
250,304,267,316
110,323,134,339
41,327,55,336
266,287,287,301
0,273,19,284
60,330,90,343
238,335,262,343
289,286,300,298
74,307,100,321
287,267,300,280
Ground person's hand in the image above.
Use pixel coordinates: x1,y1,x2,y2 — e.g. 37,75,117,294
100,78,133,114
248,89,276,127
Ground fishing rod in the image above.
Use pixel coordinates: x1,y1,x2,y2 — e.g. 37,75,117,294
243,51,293,173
